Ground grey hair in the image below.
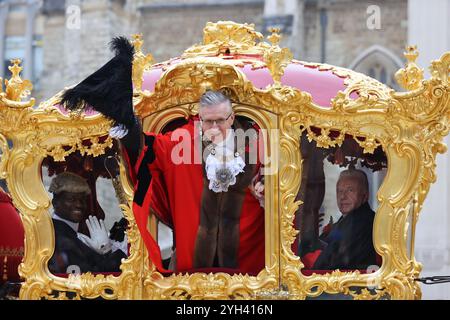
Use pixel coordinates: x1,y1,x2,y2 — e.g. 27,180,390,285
338,169,369,193
199,90,232,111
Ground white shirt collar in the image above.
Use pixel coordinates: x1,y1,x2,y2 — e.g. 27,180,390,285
52,213,79,232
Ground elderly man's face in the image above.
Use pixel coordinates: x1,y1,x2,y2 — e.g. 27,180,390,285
336,176,368,215
199,102,234,143
53,191,88,223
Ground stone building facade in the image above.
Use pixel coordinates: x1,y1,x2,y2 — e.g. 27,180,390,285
1,0,409,99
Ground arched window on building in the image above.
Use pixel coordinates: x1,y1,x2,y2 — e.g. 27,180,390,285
349,45,403,91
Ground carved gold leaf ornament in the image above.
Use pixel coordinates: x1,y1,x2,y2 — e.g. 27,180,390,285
0,61,145,300
183,21,265,58
430,51,450,85
0,133,10,179
263,28,293,87
5,59,33,102
132,33,154,94
0,59,35,109
0,23,449,300
395,45,425,91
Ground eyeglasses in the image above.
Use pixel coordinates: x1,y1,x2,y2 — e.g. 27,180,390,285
200,112,233,126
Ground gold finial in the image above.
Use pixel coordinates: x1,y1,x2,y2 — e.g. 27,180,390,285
263,29,293,86
267,27,281,46
9,59,22,77
4,59,33,102
131,34,154,93
131,33,144,52
404,45,419,63
395,45,424,91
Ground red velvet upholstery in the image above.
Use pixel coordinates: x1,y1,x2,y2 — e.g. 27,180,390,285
302,250,323,269
0,190,24,283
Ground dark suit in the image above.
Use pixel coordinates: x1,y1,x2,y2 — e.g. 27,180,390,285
48,219,126,274
312,202,377,270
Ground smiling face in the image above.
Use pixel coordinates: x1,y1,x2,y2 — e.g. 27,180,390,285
199,101,234,143
336,176,368,216
53,191,88,223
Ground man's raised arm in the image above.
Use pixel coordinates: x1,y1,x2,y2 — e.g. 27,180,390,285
60,36,145,168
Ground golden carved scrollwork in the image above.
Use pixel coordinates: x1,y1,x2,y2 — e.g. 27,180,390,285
4,59,34,102
0,133,10,179
292,60,393,113
395,46,424,91
0,22,449,300
137,57,251,118
183,21,266,58
0,57,147,300
430,51,450,85
143,271,278,300
0,59,35,109
287,47,448,300
263,28,293,86
132,34,154,94
138,38,448,300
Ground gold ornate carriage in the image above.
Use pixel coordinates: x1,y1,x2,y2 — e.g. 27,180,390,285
0,21,449,300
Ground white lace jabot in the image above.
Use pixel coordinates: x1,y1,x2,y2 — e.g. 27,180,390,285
205,130,245,193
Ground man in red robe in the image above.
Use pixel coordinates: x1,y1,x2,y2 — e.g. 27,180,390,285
120,91,265,274
60,38,265,275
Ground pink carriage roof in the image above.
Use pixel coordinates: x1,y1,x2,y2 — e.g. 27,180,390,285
142,56,356,108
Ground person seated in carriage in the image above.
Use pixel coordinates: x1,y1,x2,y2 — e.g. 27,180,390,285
48,172,127,274
300,169,379,270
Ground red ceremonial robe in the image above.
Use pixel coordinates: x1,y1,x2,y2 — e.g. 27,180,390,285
123,117,265,275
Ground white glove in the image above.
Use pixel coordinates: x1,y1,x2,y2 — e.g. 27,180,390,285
77,216,112,255
109,124,129,139
111,234,128,255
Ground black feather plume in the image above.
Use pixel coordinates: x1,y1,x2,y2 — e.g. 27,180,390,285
61,36,136,129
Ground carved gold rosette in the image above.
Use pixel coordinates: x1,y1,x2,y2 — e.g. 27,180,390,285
0,22,449,300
